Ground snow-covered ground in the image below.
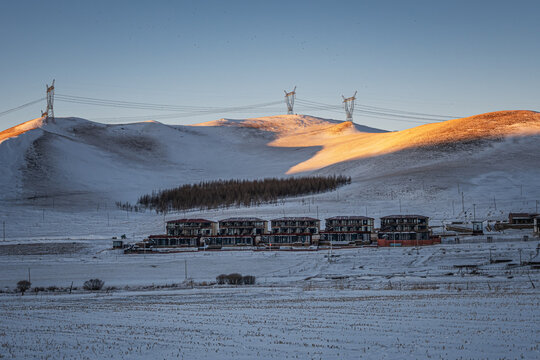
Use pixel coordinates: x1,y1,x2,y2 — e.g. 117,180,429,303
1,111,540,358
1,240,539,359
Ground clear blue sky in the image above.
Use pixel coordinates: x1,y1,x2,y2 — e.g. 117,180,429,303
1,0,539,131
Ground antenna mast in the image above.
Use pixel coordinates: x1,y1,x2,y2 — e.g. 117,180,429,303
342,91,357,122
284,86,296,115
42,80,55,123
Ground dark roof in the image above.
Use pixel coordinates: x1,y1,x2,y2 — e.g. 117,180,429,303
326,216,374,220
201,235,255,238
271,217,320,221
148,234,199,238
509,213,537,218
166,218,215,224
264,232,314,236
380,215,429,219
219,217,266,222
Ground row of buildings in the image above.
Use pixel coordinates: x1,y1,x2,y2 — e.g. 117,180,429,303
143,215,437,249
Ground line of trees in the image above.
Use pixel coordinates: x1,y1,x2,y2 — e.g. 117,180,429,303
136,175,351,214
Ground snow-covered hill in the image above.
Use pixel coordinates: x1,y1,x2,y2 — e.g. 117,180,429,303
0,111,539,225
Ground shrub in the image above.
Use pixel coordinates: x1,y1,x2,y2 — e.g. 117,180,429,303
83,279,104,291
47,286,57,292
216,274,227,285
17,280,31,295
242,275,256,285
226,273,243,285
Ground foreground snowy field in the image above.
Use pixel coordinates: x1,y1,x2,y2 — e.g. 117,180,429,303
1,285,538,359
1,239,539,359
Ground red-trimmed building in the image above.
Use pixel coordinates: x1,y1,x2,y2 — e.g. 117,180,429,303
377,215,438,247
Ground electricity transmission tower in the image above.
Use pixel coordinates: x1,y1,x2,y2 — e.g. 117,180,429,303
284,86,296,115
342,91,357,122
41,80,55,123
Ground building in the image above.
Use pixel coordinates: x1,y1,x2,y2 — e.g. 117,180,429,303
166,218,218,236
261,217,321,247
148,234,199,247
320,216,374,245
218,217,268,236
202,235,256,248
471,220,484,235
144,218,217,248
378,215,433,246
508,213,538,226
270,217,320,234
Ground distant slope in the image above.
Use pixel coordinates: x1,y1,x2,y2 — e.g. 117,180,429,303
0,111,539,209
268,111,540,173
0,116,45,145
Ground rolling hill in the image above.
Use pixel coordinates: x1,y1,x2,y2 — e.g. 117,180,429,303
0,111,539,217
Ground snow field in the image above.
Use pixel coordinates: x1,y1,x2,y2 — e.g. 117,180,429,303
1,287,538,359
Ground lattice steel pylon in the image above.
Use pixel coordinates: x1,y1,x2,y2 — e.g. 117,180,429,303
42,80,55,123
284,86,296,115
342,91,357,122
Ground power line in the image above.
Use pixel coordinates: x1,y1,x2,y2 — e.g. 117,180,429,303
295,98,461,124
51,90,465,126
56,94,282,113
0,97,46,118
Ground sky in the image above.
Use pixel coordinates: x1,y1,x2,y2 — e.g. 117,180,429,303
0,0,539,131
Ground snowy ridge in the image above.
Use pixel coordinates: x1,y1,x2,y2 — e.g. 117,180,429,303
0,111,539,211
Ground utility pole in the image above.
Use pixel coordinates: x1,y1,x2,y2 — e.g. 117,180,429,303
461,192,465,213
452,200,455,216
284,86,296,115
473,204,476,221
342,91,357,122
41,80,55,123
399,199,402,213
184,259,188,280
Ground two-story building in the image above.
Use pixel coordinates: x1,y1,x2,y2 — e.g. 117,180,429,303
166,218,218,236
378,215,435,246
218,217,268,235
198,217,268,249
320,216,374,245
261,217,320,247
147,218,217,248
